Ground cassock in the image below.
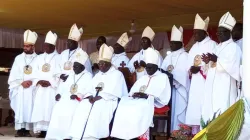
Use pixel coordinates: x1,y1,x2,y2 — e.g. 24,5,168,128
128,49,163,79
45,70,92,140
201,38,241,122
8,29,38,130
235,38,243,100
111,48,171,140
111,52,130,68
236,38,243,51
185,36,217,126
69,66,128,140
8,52,38,130
31,31,60,133
161,48,189,130
58,47,92,76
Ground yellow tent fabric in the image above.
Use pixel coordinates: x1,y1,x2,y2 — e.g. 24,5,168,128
0,0,242,38
193,99,244,140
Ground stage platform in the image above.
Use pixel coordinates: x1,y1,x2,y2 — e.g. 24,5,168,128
0,127,42,140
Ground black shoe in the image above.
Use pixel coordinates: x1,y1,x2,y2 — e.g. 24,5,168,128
23,130,32,137
15,130,23,137
36,131,46,138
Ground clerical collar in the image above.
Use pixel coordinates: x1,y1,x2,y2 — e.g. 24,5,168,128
148,70,160,77
45,50,57,56
220,38,233,45
171,48,185,56
114,52,126,57
198,36,210,45
236,38,243,43
100,66,115,75
69,47,79,52
75,69,86,76
141,46,154,55
23,52,36,58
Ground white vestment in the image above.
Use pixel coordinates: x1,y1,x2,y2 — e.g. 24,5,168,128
31,51,60,133
201,39,241,122
161,48,190,130
111,52,130,69
69,67,128,140
128,48,163,79
46,70,92,140
57,47,92,76
235,38,243,100
236,38,243,51
8,52,38,130
111,71,171,139
185,37,217,125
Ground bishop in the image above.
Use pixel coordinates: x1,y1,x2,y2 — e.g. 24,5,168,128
8,30,38,137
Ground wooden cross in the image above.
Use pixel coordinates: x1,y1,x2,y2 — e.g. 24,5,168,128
120,61,126,68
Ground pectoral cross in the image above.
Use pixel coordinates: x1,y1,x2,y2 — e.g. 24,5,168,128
120,61,126,68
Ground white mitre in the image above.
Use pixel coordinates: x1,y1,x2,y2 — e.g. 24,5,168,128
142,26,155,41
99,43,114,62
194,14,210,31
75,48,88,65
171,25,183,42
24,30,38,45
45,31,57,45
117,32,129,48
68,23,83,42
144,47,159,65
218,12,236,31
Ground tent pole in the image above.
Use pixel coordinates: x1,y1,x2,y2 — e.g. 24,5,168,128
242,0,250,103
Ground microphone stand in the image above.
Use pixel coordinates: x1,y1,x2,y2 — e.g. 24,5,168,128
80,86,103,140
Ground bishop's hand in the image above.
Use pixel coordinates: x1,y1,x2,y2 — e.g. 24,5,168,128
70,95,78,100
93,96,102,102
210,53,218,63
88,96,95,104
201,53,210,64
132,92,148,99
190,66,200,74
138,92,148,99
22,80,32,88
139,60,146,68
55,94,61,101
42,80,51,87
133,61,140,69
37,80,44,86
60,74,69,82
92,63,99,70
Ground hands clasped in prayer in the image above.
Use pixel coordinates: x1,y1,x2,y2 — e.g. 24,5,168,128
201,53,218,64
92,63,99,71
132,92,148,99
60,74,69,82
88,95,102,104
133,60,146,70
21,80,33,88
37,80,51,87
55,94,61,101
190,66,200,74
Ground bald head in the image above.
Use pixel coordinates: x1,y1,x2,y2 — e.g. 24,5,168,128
232,23,243,41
